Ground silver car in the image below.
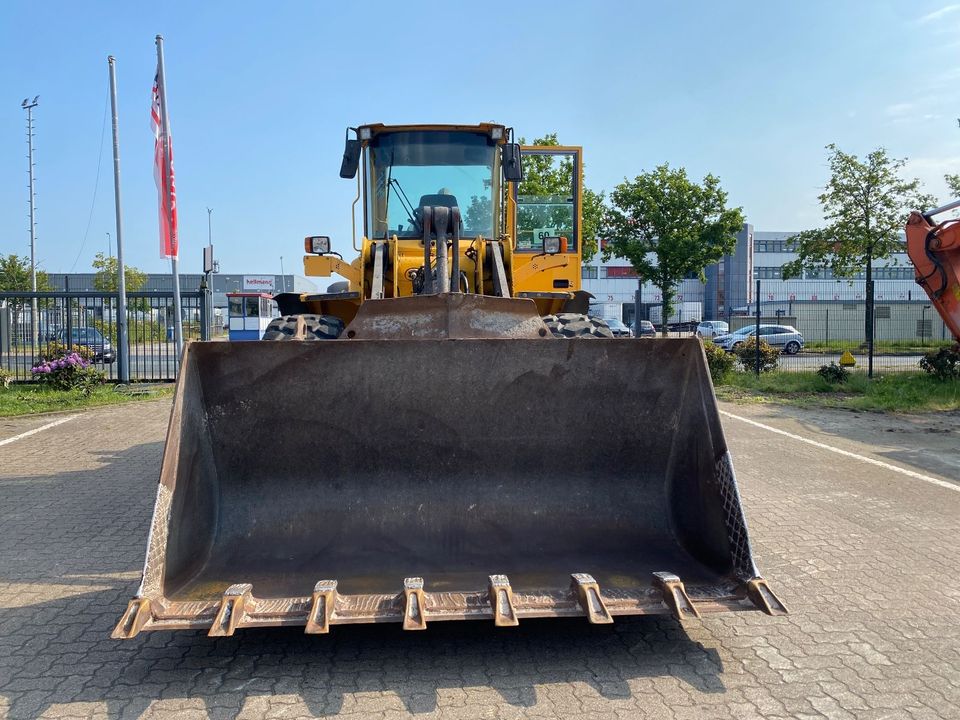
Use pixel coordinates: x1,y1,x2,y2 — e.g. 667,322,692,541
605,318,633,337
696,320,729,339
713,324,804,355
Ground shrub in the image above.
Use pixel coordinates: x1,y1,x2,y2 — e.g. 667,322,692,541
919,345,960,381
36,342,95,363
735,336,780,373
817,362,850,384
31,349,105,393
702,340,735,382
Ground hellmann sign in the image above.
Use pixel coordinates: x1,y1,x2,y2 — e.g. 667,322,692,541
242,275,276,292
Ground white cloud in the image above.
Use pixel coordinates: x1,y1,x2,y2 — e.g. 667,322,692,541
917,4,960,23
904,154,960,200
885,102,915,117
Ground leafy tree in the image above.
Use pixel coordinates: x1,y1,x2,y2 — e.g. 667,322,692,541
0,254,51,293
92,252,148,293
946,173,960,197
0,254,52,344
781,145,935,280
602,164,743,336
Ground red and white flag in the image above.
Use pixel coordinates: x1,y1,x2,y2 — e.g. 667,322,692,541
151,72,178,259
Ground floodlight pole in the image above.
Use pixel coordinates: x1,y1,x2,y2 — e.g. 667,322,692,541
23,97,39,347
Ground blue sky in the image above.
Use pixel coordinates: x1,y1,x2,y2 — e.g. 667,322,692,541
1,1,958,276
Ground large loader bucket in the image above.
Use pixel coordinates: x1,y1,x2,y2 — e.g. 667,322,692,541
115,329,784,638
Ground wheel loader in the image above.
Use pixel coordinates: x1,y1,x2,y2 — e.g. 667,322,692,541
114,123,785,639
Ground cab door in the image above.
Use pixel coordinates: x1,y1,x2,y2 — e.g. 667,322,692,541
507,146,583,300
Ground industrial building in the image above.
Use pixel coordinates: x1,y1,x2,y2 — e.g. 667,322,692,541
581,225,944,341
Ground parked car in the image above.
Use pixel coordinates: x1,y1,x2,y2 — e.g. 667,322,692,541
696,320,729,339
55,327,117,363
636,320,656,338
605,318,633,337
713,324,804,354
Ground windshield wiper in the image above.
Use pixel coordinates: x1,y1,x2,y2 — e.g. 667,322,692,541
388,177,420,233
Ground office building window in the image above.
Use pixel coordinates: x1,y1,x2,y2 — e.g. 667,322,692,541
754,266,782,279
873,267,913,280
755,238,797,253
602,266,637,279
582,266,598,279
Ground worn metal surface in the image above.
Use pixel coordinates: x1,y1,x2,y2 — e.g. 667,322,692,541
115,333,782,637
342,293,549,340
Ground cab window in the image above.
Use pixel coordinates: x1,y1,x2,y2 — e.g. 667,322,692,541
515,151,579,252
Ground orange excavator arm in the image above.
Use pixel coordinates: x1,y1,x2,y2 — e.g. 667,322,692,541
905,200,960,342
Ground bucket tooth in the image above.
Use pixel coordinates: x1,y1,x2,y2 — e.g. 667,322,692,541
570,573,613,624
653,572,701,621
745,577,788,616
208,583,253,637
305,580,338,634
112,598,152,639
488,575,519,627
402,577,427,631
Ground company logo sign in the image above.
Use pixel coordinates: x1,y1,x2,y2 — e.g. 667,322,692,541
243,275,276,291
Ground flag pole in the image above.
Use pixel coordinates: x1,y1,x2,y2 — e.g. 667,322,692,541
155,35,183,358
108,56,130,383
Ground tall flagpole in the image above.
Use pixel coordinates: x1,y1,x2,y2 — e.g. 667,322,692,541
155,35,183,357
108,56,130,383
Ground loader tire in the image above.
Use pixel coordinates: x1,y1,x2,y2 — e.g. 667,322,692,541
542,313,615,339
262,314,344,341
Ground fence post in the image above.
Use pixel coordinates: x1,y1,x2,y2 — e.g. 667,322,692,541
65,278,73,354
866,278,874,379
755,280,761,377
199,291,209,341
825,308,829,349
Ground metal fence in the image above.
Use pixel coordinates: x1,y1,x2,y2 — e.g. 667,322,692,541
0,291,210,383
629,278,952,373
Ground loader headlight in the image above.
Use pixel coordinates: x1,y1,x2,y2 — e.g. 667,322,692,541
359,127,373,140
543,236,562,255
305,236,331,255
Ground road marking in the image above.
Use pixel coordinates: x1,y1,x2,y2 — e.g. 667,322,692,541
0,415,77,448
719,410,959,493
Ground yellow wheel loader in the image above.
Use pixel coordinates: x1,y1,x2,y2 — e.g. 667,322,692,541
114,123,785,640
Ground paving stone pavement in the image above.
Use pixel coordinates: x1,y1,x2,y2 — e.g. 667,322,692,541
0,399,958,719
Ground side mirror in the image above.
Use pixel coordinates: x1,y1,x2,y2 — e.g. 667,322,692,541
339,139,361,179
502,143,524,183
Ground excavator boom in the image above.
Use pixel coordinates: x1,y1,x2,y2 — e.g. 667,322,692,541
906,201,960,341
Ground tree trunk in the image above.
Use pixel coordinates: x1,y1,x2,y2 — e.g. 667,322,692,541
659,280,675,338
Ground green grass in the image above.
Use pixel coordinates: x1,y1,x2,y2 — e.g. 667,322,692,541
802,339,954,354
0,384,174,417
715,370,960,413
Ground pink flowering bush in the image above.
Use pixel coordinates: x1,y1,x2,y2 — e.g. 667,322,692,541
31,349,104,392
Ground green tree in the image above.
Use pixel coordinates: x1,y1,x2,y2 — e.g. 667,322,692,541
946,173,960,197
0,254,51,292
781,145,935,280
0,254,52,345
92,252,148,293
602,164,743,336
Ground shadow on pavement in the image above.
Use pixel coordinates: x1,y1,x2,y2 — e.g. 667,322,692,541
1,440,727,719
0,591,726,719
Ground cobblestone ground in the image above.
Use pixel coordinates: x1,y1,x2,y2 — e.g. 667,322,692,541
0,400,957,719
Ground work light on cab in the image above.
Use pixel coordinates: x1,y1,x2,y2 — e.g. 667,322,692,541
305,236,331,255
